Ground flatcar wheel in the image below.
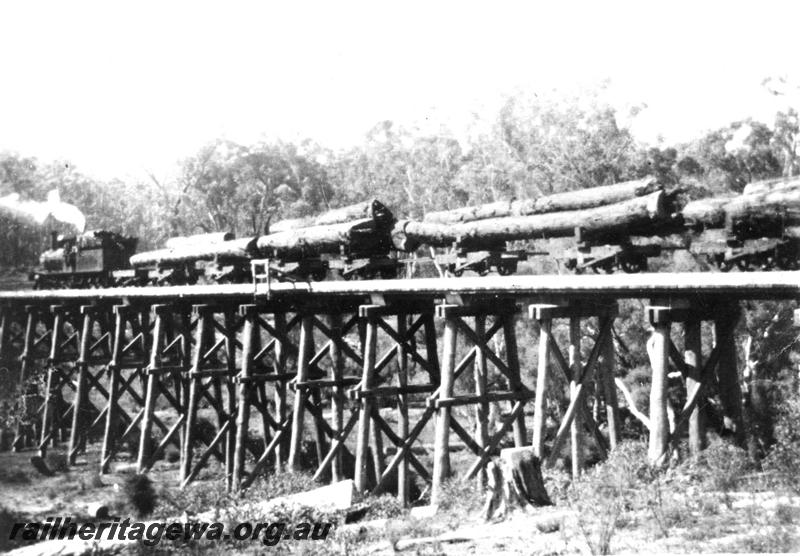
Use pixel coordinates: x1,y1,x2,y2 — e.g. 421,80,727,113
719,260,732,272
311,269,326,281
620,258,644,274
497,265,514,276
736,259,752,272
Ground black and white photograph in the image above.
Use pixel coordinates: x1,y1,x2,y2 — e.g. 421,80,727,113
1,1,800,554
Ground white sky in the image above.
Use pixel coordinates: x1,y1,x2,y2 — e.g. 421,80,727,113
0,0,798,183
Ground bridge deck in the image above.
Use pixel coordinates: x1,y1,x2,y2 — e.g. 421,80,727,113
0,271,798,302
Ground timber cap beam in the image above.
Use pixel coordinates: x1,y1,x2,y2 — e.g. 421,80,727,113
528,301,618,320
647,298,740,324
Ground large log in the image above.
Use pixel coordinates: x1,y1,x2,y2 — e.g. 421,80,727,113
725,187,800,220
164,232,234,249
423,177,659,225
393,190,666,250
725,188,800,237
682,188,800,235
130,237,257,267
256,218,390,259
742,176,800,196
268,199,394,233
681,197,734,229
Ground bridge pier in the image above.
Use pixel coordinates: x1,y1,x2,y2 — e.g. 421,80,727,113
101,304,152,473
431,299,533,506
67,304,114,465
38,304,81,456
287,302,363,482
528,301,617,478
137,304,192,473
234,304,299,490
12,305,52,451
352,299,439,505
646,298,745,465
181,304,241,489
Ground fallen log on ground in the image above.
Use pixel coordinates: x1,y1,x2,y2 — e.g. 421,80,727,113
393,190,666,250
269,199,394,233
423,177,660,225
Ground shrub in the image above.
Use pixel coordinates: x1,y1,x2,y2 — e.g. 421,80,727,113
124,474,158,517
763,389,800,493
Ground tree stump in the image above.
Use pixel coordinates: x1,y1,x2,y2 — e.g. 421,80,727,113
482,447,552,521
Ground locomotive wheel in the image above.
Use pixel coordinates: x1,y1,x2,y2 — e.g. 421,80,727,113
497,264,514,276
311,269,327,281
719,260,733,272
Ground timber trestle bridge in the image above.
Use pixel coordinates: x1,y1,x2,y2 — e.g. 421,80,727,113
2,272,798,505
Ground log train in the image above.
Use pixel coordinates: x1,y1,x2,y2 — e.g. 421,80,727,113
27,176,800,288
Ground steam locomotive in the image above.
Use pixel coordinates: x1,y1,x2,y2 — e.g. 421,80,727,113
31,230,139,288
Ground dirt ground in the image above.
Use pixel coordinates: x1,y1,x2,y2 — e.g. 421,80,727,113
2,437,800,555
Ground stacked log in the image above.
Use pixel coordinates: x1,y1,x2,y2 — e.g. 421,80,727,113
164,232,234,249
682,187,800,236
132,200,396,268
256,218,389,259
423,176,660,225
682,197,734,229
742,176,800,196
130,237,258,268
393,190,666,251
269,199,394,233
